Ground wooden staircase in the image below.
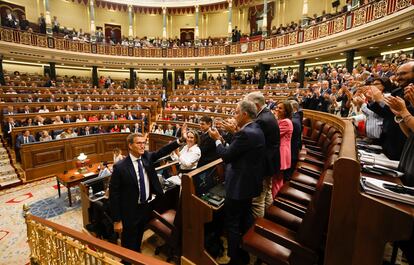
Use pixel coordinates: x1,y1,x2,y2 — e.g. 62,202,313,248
0,137,22,189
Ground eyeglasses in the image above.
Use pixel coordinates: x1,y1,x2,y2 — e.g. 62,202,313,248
133,141,146,145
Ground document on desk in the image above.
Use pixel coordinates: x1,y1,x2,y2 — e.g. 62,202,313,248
166,175,182,186
83,172,96,177
361,177,414,205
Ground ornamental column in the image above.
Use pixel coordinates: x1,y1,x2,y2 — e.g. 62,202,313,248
194,68,200,86
195,5,200,45
89,0,96,42
262,0,268,37
49,62,56,81
345,50,356,74
0,54,5,85
298,59,305,88
92,66,98,88
302,0,310,25
130,68,135,89
44,0,52,36
128,5,133,40
162,7,167,47
258,63,267,89
227,0,232,42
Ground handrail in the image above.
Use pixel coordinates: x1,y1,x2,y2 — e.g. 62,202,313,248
0,0,411,59
24,206,171,265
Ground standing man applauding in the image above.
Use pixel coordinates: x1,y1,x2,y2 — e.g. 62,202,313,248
209,100,266,265
109,130,187,262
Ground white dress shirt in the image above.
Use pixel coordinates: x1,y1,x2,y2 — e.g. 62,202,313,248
129,153,150,203
171,144,201,170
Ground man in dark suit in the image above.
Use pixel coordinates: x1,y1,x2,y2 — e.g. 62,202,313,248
287,100,303,180
209,100,266,265
197,115,219,167
109,131,186,258
15,130,36,162
245,92,280,218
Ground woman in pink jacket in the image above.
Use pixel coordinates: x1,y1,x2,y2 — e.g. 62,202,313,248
272,101,293,197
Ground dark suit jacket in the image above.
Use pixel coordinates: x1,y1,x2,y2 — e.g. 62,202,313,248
216,122,266,200
291,112,302,162
109,140,180,226
256,107,280,176
198,131,219,167
16,135,36,149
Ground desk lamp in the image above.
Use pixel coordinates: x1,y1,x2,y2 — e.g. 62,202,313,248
77,153,89,174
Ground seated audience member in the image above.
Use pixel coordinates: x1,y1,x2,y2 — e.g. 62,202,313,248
121,124,130,133
15,130,36,161
272,101,293,197
53,116,64,124
171,125,201,173
81,126,93,136
97,125,106,134
110,124,120,133
39,130,53,142
113,148,125,164
76,114,87,122
164,124,174,136
38,105,50,113
57,127,77,139
154,124,164,134
132,123,141,133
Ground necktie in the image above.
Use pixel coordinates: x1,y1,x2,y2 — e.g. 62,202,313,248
24,137,27,144
137,159,146,203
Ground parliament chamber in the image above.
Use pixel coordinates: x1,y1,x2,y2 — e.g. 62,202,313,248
0,0,413,264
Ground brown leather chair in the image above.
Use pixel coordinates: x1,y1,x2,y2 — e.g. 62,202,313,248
242,169,333,265
302,120,325,145
146,196,182,262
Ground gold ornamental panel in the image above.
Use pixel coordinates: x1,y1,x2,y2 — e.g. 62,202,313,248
230,44,238,54
396,0,412,10
334,16,345,33
0,28,13,42
154,48,162,57
319,22,328,38
304,27,314,42
177,48,183,57
276,36,284,47
167,48,173,57
121,46,128,56
20,32,32,45
289,32,297,45
69,41,78,52
265,38,272,50
373,0,387,19
250,41,258,52
353,8,366,26
187,47,193,57
83,43,91,53
208,46,215,56
110,45,117,55
97,44,105,54
37,36,47,48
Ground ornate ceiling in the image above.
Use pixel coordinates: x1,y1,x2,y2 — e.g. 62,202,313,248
100,0,227,7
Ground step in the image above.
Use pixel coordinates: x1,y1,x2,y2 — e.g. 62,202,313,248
0,178,21,187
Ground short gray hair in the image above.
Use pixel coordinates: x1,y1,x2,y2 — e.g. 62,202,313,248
238,100,257,119
245,91,265,107
290,100,299,111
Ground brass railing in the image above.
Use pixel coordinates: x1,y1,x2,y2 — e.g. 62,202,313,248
0,0,412,58
24,205,170,265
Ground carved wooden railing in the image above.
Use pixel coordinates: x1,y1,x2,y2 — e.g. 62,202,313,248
24,206,170,265
0,0,411,58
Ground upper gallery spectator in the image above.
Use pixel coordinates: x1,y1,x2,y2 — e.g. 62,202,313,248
38,13,46,34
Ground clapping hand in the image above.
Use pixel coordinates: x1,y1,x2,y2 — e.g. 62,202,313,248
222,118,238,134
208,127,222,141
181,123,188,140
383,95,407,116
404,83,414,105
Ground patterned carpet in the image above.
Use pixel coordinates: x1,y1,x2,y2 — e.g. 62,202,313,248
0,178,83,265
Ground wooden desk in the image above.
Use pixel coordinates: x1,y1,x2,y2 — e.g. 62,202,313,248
56,163,100,207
